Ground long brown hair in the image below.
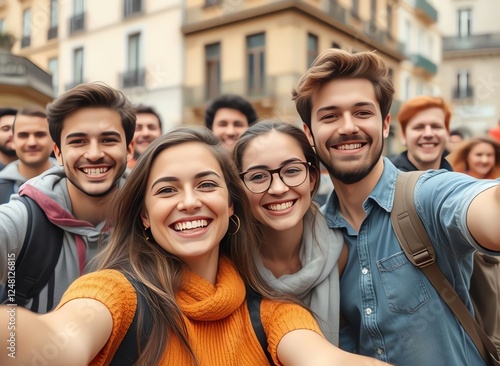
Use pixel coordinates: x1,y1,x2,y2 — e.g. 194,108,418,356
447,136,500,179
92,126,295,365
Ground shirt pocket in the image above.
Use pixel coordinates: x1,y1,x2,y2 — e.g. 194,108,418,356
377,251,429,314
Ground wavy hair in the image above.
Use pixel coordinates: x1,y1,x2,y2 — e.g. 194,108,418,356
446,136,500,179
92,126,296,365
292,49,394,128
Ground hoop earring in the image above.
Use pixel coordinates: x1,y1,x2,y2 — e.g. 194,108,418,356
227,214,241,236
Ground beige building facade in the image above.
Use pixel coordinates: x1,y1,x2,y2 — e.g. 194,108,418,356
183,0,406,138
435,0,500,136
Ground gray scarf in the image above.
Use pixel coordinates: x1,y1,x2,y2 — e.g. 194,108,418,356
256,208,343,345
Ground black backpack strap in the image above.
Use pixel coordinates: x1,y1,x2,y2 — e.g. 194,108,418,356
109,273,152,366
246,284,274,365
0,179,16,204
1,196,64,309
391,171,500,366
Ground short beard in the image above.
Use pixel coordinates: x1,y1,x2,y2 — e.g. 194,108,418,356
0,145,17,157
313,135,385,185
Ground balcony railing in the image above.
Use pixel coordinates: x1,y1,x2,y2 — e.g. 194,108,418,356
409,54,437,75
453,87,474,100
120,68,145,88
412,0,438,23
328,0,347,23
20,35,31,48
47,26,58,40
0,53,53,96
185,76,276,107
443,33,500,52
69,13,85,34
124,0,142,18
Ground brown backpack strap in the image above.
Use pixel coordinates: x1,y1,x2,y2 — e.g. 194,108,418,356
391,171,500,366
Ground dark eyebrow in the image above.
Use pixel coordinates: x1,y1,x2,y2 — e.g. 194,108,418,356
151,170,221,191
316,101,376,114
65,131,122,141
245,158,303,171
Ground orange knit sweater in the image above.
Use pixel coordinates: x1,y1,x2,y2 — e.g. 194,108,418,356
58,258,322,365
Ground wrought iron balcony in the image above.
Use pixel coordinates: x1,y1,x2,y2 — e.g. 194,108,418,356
0,53,53,97
409,54,437,75
412,0,438,23
120,68,145,88
443,33,500,52
20,35,31,48
452,87,474,100
124,0,143,18
69,13,85,34
47,26,58,40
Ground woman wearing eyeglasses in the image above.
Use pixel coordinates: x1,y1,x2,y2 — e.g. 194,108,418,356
233,120,347,345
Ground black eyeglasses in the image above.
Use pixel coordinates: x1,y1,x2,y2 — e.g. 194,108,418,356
239,161,311,194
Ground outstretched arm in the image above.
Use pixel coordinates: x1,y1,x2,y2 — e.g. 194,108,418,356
278,329,392,366
467,184,500,252
0,299,112,366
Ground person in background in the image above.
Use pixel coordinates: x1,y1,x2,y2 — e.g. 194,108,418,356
0,83,135,313
292,48,500,365
127,104,162,169
446,128,465,154
205,94,258,152
234,120,346,345
390,95,452,171
447,136,500,179
0,127,391,366
0,107,18,170
0,108,57,204
446,135,500,350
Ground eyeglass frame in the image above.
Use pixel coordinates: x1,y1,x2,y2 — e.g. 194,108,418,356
239,161,312,194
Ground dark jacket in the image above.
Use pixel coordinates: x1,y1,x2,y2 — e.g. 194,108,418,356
389,150,453,172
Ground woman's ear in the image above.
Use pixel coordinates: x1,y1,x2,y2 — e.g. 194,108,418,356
141,210,150,228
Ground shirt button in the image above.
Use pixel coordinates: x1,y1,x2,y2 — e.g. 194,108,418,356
361,268,369,275
377,348,383,355
365,307,372,315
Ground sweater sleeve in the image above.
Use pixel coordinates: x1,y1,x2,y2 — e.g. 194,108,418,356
56,269,137,366
260,299,323,366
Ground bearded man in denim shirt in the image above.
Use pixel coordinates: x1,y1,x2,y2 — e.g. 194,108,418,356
292,49,500,366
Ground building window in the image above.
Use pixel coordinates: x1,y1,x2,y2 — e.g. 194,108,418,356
0,19,4,32
352,0,360,19
48,0,58,40
404,19,411,54
332,42,341,49
386,4,393,38
124,0,142,17
70,0,85,34
205,42,221,101
21,8,31,48
455,69,472,98
404,76,411,101
307,33,319,67
247,33,266,96
388,67,394,81
73,47,84,84
48,58,58,96
122,32,144,87
370,0,377,15
457,9,471,37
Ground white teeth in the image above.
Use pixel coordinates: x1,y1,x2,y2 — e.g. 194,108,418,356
337,143,362,150
82,167,109,175
174,219,208,232
267,201,293,211
421,144,436,148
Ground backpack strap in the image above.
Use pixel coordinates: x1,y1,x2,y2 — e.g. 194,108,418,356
246,284,274,365
109,273,152,366
391,171,500,366
0,179,16,204
1,196,64,312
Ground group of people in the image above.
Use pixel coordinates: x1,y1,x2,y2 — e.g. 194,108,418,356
0,48,499,366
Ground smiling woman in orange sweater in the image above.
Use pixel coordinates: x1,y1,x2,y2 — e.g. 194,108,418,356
0,127,390,366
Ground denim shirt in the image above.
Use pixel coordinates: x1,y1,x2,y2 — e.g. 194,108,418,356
322,158,499,366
